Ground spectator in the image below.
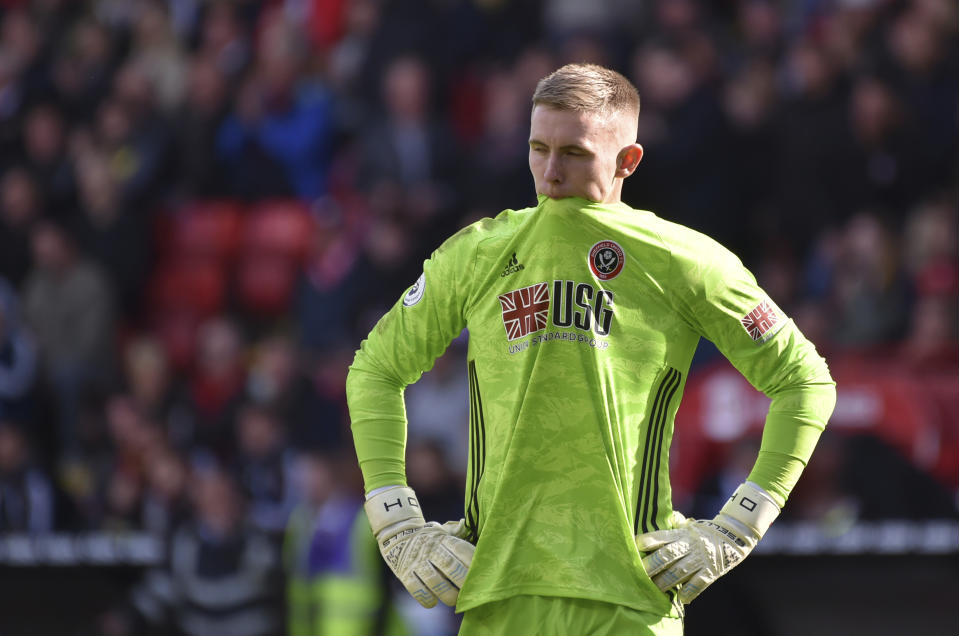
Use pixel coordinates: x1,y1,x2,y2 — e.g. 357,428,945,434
288,347,353,452
233,402,297,534
326,0,383,105
284,449,408,636
196,0,252,81
22,219,115,453
884,5,959,192
49,17,116,124
141,446,190,538
843,75,927,214
0,167,42,288
182,317,246,457
358,54,458,243
773,36,851,251
22,103,76,213
0,277,38,423
297,226,365,349
98,62,173,208
829,213,911,346
96,395,163,531
0,9,45,162
784,431,959,523
122,335,188,437
623,38,726,240
172,55,230,197
127,0,188,116
70,149,152,316
125,466,283,636
216,11,335,201
0,419,54,533
464,68,537,215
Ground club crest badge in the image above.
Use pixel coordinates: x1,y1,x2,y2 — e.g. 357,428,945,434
403,273,425,307
588,240,625,280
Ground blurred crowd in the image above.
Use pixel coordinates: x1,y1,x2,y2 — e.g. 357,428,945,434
0,0,958,633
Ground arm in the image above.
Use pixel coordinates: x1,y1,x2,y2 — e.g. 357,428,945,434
638,240,836,603
346,230,477,608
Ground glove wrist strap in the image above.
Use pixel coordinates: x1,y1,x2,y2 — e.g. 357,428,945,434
364,486,425,537
719,481,780,539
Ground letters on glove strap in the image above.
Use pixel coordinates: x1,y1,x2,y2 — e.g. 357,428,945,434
365,486,475,608
635,481,780,604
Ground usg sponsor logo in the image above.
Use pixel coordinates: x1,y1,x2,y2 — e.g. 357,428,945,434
550,280,614,336
498,280,615,342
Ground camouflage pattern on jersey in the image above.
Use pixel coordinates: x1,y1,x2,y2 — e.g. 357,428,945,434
347,196,833,616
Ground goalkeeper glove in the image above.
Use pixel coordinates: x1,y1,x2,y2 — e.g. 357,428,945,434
636,481,780,604
364,486,475,608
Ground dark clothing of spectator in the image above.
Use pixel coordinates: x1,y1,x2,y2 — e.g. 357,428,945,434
113,114,175,210
27,157,76,214
774,90,852,246
174,104,229,197
0,220,34,289
235,448,297,535
131,520,283,636
622,85,727,240
22,256,115,451
358,119,458,191
294,257,367,354
69,206,152,318
0,278,37,421
0,464,54,532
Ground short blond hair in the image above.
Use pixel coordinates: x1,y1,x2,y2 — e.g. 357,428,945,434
532,63,640,119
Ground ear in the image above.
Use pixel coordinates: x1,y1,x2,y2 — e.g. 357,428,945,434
616,144,644,178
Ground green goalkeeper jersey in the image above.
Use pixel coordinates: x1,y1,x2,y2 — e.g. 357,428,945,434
347,196,835,617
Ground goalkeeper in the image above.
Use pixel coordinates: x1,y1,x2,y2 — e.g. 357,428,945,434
347,63,835,634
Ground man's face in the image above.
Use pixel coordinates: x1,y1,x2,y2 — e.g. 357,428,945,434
528,105,641,203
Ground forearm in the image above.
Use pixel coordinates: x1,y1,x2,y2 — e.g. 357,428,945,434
346,364,408,492
747,377,837,507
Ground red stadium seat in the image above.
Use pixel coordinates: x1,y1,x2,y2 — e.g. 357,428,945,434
243,199,315,262
171,200,245,263
148,257,227,318
234,252,298,317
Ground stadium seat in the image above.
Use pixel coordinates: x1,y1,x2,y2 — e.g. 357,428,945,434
170,200,245,263
234,252,298,317
243,199,315,262
147,256,227,318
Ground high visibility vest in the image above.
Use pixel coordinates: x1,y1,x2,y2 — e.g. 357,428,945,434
285,496,410,636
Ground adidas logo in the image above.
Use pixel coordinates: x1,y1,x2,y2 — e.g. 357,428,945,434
501,252,525,277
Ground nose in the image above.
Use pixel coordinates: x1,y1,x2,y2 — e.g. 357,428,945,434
544,153,562,183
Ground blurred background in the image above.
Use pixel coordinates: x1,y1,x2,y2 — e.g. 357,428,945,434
0,0,957,635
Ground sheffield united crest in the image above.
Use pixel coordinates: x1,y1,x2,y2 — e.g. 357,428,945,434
589,240,625,280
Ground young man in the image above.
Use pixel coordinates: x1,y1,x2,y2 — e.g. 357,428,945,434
347,64,835,634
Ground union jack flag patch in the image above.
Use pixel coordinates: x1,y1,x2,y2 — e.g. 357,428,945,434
740,299,783,343
499,282,550,341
